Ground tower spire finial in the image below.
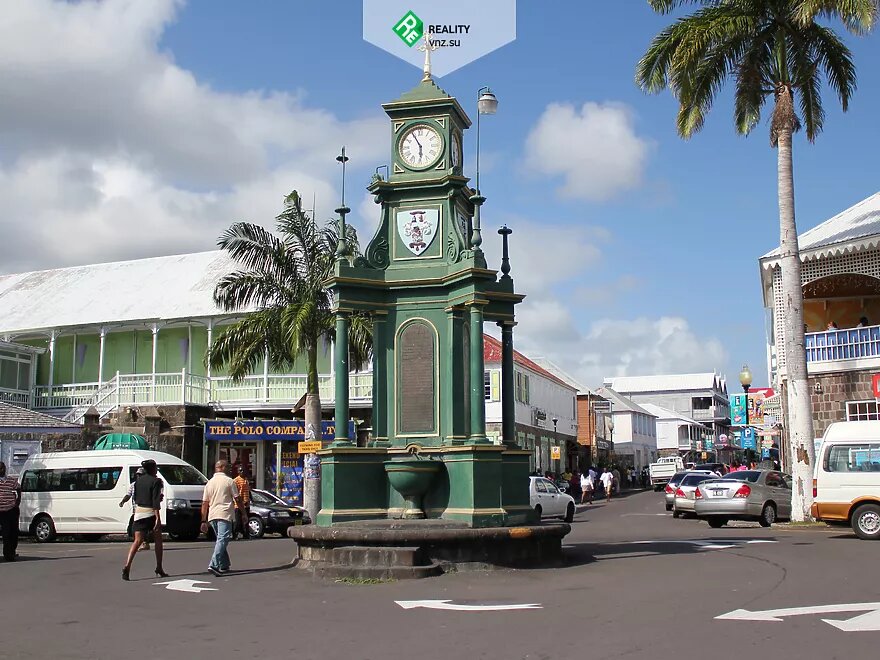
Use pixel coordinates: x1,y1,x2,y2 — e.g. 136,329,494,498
418,31,439,81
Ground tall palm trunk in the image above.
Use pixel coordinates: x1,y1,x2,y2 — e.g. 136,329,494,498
302,343,322,521
775,88,815,521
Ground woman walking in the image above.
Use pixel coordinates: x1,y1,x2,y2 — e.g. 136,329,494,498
122,459,167,581
580,470,594,505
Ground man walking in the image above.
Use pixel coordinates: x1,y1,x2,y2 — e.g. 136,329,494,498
600,468,614,502
0,462,21,562
233,465,251,540
201,460,243,576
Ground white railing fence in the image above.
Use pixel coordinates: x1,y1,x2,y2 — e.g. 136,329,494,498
33,369,374,417
805,324,880,362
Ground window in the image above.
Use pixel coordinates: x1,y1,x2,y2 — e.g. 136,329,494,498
484,371,491,400
21,467,122,492
158,464,208,486
515,371,530,404
846,401,880,421
535,479,548,493
825,444,880,472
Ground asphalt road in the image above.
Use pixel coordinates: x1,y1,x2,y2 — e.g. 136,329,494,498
2,491,877,660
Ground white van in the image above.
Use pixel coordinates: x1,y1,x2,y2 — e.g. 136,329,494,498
813,421,880,540
18,449,208,542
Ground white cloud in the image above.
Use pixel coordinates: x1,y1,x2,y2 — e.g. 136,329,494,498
0,0,386,272
516,314,728,390
524,101,652,201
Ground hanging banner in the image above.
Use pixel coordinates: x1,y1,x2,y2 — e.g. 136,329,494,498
742,427,757,451
204,420,355,442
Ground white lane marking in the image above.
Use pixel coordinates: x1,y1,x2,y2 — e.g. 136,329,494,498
153,579,217,593
396,600,541,611
717,602,880,632
630,539,778,550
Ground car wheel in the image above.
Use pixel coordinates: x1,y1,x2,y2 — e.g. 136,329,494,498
563,502,575,523
169,530,200,542
248,516,265,539
707,517,728,529
665,502,672,512
534,504,542,520
672,509,681,519
32,515,56,543
759,503,777,527
851,503,880,540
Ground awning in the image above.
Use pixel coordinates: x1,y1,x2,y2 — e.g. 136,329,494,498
93,433,149,450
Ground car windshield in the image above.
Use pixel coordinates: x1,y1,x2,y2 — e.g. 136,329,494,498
157,464,207,486
681,474,713,486
717,470,761,483
669,472,689,485
251,490,279,505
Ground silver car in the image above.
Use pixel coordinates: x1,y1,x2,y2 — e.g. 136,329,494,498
693,470,792,528
672,472,718,518
664,470,716,511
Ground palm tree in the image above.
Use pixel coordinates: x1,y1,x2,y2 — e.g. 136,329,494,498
636,0,877,520
207,191,372,511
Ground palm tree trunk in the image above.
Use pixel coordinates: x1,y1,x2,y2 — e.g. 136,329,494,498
776,120,815,522
302,343,322,521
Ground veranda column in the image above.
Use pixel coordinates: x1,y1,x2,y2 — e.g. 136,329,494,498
500,321,516,447
151,324,159,402
48,331,57,402
98,327,107,384
206,320,213,379
469,303,488,443
334,312,350,443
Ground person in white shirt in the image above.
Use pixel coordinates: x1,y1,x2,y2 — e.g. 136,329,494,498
580,471,594,505
600,468,614,501
200,460,243,576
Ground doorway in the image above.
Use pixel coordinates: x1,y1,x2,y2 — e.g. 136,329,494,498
216,442,265,490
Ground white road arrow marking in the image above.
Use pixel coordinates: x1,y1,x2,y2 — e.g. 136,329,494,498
717,602,880,631
153,579,218,593
395,600,541,611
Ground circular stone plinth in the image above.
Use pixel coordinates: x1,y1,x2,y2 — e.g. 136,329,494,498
288,522,571,578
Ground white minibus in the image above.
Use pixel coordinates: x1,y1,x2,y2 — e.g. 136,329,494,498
18,449,207,542
812,421,880,540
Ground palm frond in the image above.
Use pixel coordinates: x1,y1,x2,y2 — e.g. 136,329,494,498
794,0,878,34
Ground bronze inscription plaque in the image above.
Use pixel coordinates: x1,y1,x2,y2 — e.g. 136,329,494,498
399,322,435,433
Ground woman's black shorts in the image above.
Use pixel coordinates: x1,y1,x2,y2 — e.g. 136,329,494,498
132,515,157,533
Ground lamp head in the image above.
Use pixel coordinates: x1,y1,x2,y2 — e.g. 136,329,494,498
739,364,753,389
477,88,498,115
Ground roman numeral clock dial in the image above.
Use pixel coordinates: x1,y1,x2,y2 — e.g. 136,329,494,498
399,124,442,169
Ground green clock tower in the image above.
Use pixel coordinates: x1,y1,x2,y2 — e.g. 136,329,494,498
315,57,530,529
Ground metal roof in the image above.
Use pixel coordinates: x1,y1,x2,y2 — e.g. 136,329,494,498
639,403,706,427
0,401,81,429
761,191,880,266
604,373,727,395
595,387,656,416
0,251,244,334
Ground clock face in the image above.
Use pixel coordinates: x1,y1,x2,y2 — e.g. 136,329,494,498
451,133,462,169
399,124,443,169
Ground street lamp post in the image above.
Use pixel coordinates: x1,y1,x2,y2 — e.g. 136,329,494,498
606,416,615,466
739,364,753,463
470,87,498,253
552,416,559,473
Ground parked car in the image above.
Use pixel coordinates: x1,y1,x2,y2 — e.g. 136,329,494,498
649,456,684,491
693,463,726,476
247,489,310,538
672,472,717,518
529,476,576,522
693,470,792,528
812,421,880,540
664,470,715,511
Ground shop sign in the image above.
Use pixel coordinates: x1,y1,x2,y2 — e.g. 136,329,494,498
297,441,323,454
872,373,880,398
204,420,354,442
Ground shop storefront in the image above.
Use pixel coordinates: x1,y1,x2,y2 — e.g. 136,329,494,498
203,420,354,505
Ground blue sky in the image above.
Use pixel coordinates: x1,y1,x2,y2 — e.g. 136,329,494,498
3,0,880,389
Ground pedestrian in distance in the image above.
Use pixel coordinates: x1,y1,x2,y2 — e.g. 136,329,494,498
0,461,22,562
580,470,594,505
119,467,150,552
600,468,614,502
201,460,243,576
612,467,621,495
233,465,251,541
122,459,167,581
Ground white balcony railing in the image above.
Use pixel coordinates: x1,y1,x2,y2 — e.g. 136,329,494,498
805,325,880,363
0,387,30,407
32,370,374,415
